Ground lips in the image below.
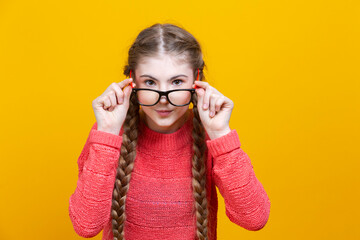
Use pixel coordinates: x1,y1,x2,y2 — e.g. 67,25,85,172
156,110,173,116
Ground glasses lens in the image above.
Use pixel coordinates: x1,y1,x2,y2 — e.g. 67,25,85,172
136,90,159,106
168,90,192,106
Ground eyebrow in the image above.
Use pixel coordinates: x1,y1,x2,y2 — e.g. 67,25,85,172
139,74,188,81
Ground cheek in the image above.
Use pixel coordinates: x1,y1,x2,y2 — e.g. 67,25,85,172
175,106,190,116
141,106,153,114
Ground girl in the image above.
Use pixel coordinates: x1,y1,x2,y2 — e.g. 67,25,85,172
69,23,270,240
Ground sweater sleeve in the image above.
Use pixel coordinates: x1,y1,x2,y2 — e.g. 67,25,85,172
68,122,123,237
206,129,271,231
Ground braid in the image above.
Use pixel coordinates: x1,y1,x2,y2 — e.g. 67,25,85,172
191,93,209,240
111,92,140,240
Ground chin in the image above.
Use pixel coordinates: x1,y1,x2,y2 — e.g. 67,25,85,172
152,116,176,126
142,107,189,132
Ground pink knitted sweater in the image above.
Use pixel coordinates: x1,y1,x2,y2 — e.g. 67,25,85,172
68,110,270,240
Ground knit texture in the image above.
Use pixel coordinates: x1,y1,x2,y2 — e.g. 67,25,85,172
68,110,271,240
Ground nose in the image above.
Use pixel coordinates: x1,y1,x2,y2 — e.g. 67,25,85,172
159,95,169,104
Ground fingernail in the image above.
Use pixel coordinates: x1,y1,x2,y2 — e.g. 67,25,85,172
203,103,208,109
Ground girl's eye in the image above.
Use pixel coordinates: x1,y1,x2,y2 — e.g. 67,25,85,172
173,79,183,85
145,80,156,86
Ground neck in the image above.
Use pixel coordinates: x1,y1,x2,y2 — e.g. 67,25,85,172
137,109,194,151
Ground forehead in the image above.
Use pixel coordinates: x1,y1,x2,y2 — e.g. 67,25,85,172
136,54,193,77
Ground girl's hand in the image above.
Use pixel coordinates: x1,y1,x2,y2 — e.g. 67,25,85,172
92,78,135,135
193,81,234,139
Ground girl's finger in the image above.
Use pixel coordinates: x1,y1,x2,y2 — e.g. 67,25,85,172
215,96,226,113
118,78,133,89
202,87,212,110
195,88,205,111
194,80,209,88
194,81,221,111
104,96,111,109
123,84,133,103
194,81,223,95
209,93,219,117
108,91,117,107
111,83,124,104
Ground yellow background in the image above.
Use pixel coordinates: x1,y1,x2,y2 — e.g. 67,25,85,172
0,0,359,239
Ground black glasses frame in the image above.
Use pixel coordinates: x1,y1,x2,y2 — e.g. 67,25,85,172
132,88,196,106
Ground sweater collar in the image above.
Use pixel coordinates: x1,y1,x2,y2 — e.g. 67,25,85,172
137,109,194,151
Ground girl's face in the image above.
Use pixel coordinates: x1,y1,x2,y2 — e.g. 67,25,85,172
134,54,194,133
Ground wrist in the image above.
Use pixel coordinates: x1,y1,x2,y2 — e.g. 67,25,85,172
207,127,231,140
97,127,120,136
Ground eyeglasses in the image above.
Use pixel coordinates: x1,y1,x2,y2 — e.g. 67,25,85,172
132,88,195,106
129,68,200,107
